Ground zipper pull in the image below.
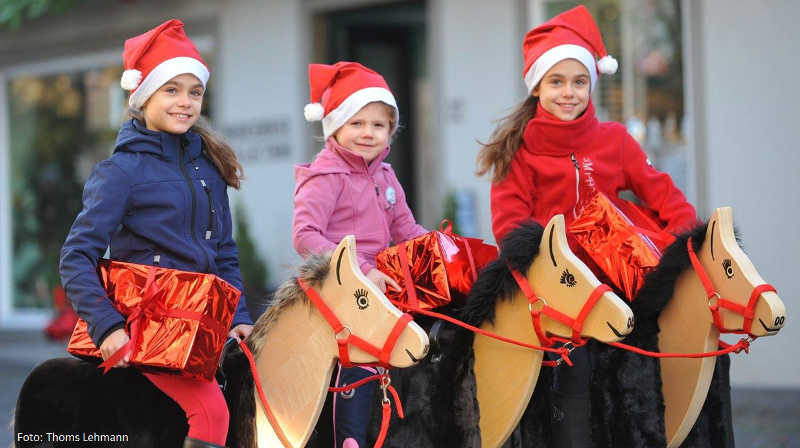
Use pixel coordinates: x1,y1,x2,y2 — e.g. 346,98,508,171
571,153,579,169
375,183,380,196
153,255,161,266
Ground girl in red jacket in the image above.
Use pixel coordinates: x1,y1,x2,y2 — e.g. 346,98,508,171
476,6,696,448
295,62,426,448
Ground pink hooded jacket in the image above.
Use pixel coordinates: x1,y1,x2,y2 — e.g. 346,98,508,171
293,138,426,275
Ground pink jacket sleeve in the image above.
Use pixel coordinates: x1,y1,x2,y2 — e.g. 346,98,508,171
385,166,427,244
622,134,698,232
293,172,374,275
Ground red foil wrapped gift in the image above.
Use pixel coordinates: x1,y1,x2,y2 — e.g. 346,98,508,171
568,193,673,300
376,221,498,312
67,260,240,382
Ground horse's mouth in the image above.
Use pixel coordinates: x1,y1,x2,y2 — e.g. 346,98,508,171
607,322,628,339
759,319,782,334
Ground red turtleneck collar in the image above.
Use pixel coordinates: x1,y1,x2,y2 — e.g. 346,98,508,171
521,99,600,156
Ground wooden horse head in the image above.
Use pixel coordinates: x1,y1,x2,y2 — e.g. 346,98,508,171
246,236,429,447
658,207,786,447
471,215,634,448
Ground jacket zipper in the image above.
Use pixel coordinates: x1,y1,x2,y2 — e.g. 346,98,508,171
571,153,580,219
179,141,210,272
201,179,215,240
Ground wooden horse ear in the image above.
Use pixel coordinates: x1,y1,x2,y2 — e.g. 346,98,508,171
705,207,734,254
328,235,363,286
539,215,567,267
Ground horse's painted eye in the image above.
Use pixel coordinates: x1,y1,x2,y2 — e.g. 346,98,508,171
355,289,369,310
722,259,734,279
560,269,577,287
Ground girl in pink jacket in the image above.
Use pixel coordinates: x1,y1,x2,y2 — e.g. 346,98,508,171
293,61,426,448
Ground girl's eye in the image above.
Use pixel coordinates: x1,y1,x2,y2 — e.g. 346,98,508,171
551,79,562,85
375,123,385,128
166,88,178,94
576,79,587,85
191,90,203,97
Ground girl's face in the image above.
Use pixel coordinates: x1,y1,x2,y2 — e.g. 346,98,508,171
333,102,393,163
533,58,591,122
142,73,204,134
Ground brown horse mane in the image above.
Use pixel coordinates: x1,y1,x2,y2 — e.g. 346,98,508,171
247,252,332,358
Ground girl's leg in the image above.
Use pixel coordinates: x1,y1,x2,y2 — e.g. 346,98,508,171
546,343,592,448
332,363,377,448
143,372,229,445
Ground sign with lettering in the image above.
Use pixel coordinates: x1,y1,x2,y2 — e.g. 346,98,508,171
222,119,291,164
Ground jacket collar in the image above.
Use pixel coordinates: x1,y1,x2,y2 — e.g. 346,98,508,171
521,99,600,157
325,137,390,176
115,119,202,162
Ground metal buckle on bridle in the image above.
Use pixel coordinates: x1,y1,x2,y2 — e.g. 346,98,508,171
708,292,721,309
335,326,353,340
380,374,392,404
555,341,576,366
734,336,755,354
528,297,547,314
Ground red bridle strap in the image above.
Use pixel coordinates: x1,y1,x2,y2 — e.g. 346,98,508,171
687,238,776,335
298,278,414,368
509,267,612,345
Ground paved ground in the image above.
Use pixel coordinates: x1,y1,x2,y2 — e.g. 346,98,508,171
2,329,799,447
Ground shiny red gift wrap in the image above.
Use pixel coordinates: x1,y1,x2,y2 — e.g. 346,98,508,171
67,260,240,382
376,221,498,312
568,193,667,300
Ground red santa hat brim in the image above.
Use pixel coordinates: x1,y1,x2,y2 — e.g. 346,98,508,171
524,44,597,94
128,56,209,109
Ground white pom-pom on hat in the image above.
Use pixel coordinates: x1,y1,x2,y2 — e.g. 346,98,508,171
120,69,143,90
597,55,618,75
304,102,325,122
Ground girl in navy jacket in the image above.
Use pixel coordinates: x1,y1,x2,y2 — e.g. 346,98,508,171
59,20,251,448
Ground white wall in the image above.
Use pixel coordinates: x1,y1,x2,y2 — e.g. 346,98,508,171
216,0,308,289
432,0,525,242
698,0,800,387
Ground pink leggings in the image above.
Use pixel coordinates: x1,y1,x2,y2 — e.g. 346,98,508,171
144,372,229,445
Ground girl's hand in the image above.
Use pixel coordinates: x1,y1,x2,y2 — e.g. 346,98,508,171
366,268,400,293
228,324,253,341
99,328,131,368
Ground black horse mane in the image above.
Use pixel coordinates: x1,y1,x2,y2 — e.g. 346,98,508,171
459,220,544,328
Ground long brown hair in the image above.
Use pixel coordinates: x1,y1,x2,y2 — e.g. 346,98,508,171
127,108,244,189
476,95,539,183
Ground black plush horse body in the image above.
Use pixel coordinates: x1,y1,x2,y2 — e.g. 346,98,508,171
363,221,737,448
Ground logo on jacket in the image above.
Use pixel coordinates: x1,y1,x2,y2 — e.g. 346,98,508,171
385,186,396,210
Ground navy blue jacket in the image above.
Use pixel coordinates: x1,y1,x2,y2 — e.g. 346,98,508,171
60,119,253,347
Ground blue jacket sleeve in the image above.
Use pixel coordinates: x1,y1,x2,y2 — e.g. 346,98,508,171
60,160,131,347
216,190,253,327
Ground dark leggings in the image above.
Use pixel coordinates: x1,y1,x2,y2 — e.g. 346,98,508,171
546,343,592,395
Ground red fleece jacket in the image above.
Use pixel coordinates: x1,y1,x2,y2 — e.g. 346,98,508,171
491,100,697,246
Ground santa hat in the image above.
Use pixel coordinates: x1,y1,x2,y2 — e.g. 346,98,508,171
522,5,617,94
303,62,398,139
120,19,209,109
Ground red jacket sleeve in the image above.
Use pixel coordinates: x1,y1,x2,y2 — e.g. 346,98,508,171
622,134,698,232
490,154,537,244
